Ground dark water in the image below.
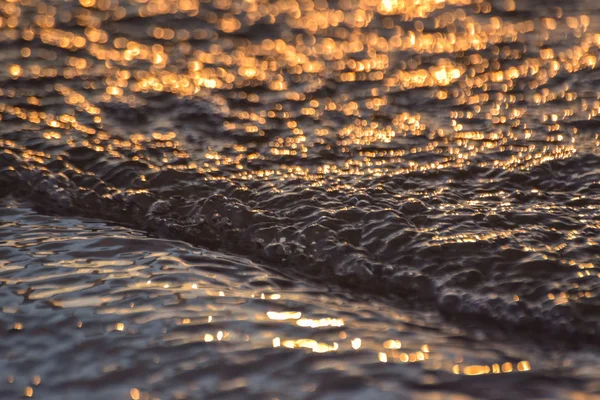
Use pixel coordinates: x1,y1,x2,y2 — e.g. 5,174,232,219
1,0,600,397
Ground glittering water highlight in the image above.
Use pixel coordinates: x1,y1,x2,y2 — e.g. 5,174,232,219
1,0,600,397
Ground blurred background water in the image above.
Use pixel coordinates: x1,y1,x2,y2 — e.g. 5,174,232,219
1,0,600,398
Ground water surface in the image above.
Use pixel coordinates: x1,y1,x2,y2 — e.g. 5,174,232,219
1,0,600,397
1,202,599,399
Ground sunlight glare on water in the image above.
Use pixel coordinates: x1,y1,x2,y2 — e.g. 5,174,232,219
1,0,600,397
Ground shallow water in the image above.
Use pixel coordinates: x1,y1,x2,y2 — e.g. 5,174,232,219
1,201,599,399
1,0,600,397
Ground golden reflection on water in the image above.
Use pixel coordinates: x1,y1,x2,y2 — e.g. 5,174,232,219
263,304,534,375
1,0,599,182
3,0,600,394
452,360,531,375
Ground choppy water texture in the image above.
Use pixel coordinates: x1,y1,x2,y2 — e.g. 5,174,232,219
1,0,600,397
1,202,599,400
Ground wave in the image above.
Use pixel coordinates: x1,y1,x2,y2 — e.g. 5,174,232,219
2,139,599,341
